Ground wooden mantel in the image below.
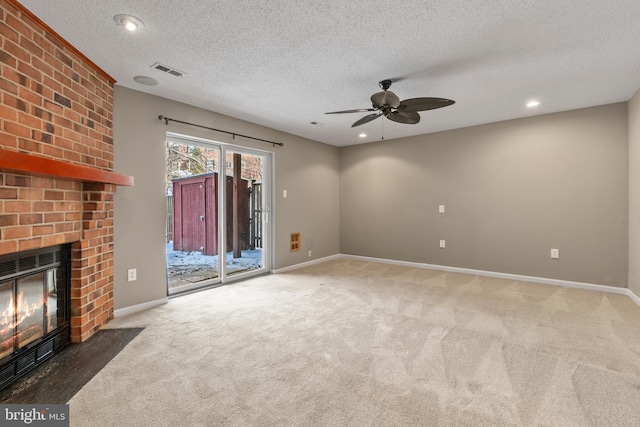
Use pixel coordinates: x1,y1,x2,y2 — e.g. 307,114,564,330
0,149,134,186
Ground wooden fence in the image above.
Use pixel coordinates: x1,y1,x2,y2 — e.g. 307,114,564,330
166,195,173,243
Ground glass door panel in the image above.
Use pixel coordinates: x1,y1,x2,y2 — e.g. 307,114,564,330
166,138,222,295
222,149,267,279
16,272,46,349
0,281,16,359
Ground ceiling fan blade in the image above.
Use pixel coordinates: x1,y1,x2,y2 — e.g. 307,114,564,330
325,108,376,114
397,97,455,112
351,112,383,127
370,90,400,109
386,111,421,125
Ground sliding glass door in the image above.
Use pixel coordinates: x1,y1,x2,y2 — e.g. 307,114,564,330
165,134,271,295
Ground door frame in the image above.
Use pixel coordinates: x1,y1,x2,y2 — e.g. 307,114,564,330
166,132,274,294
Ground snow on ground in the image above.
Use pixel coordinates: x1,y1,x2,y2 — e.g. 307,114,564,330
166,242,262,276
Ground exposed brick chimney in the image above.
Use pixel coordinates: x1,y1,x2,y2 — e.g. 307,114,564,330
0,1,131,342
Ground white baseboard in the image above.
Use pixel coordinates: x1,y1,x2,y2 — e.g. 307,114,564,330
340,254,640,306
114,297,168,318
130,254,640,308
627,288,640,306
272,254,342,274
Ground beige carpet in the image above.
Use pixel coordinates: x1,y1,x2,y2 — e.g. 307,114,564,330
69,259,640,426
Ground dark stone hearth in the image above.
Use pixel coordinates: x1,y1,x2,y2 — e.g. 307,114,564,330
0,328,143,404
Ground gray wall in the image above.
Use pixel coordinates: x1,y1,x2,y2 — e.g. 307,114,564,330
112,86,340,310
629,88,640,296
340,103,629,287
113,86,634,312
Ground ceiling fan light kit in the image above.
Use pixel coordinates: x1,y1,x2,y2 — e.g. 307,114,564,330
326,79,455,128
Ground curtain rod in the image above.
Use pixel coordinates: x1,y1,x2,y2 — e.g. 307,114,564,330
158,115,284,147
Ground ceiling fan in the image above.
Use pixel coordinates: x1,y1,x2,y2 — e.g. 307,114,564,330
325,79,455,127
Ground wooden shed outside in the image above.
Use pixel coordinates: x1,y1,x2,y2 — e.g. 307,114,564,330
172,173,250,256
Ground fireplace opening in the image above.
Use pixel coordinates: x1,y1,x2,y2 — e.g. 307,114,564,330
0,245,71,390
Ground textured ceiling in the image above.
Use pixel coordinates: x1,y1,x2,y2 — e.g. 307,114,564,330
17,0,640,147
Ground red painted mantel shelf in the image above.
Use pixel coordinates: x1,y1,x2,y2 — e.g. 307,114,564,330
0,149,134,186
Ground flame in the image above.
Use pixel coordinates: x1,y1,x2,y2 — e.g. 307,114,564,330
1,291,45,349
16,291,42,318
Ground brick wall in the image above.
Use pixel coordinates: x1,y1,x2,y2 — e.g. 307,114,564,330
1,1,117,342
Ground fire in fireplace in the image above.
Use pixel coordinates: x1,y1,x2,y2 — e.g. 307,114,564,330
0,245,71,390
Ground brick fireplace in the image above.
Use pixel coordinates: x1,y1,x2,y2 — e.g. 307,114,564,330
1,1,133,343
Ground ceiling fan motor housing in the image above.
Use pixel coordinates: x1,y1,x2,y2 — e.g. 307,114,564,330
371,90,400,110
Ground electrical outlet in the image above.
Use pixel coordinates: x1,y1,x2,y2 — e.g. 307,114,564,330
439,205,445,213
439,240,446,248
308,250,312,257
127,268,137,281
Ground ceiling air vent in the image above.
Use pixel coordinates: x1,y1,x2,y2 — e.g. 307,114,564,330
151,62,185,78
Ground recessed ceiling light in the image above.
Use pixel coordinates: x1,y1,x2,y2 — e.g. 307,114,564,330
358,133,367,138
526,100,540,108
133,75,159,86
113,14,144,32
